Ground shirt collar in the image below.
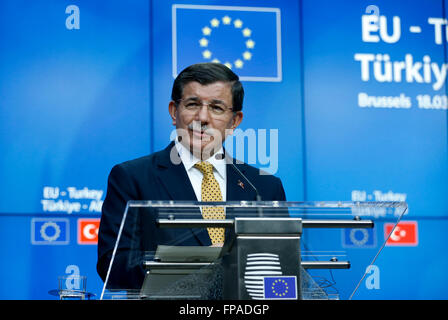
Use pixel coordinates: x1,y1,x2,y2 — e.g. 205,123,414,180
174,138,226,180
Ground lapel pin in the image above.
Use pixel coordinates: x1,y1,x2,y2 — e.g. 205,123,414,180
237,180,245,189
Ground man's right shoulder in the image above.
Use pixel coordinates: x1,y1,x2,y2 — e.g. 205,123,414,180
110,142,173,174
116,153,154,170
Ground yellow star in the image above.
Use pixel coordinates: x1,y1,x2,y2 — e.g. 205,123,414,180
234,59,243,68
199,38,209,47
242,28,252,37
202,50,212,59
222,16,231,25
224,62,232,69
212,58,220,63
210,18,220,27
245,39,255,49
234,19,243,28
243,51,252,60
202,26,212,36
246,39,255,49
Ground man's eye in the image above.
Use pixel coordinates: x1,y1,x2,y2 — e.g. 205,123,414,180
186,103,200,108
211,105,225,112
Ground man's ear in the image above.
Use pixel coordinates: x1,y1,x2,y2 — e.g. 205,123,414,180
168,101,177,126
231,111,243,129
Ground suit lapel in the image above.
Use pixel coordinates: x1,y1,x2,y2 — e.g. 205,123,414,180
155,142,211,246
224,160,258,241
155,141,196,201
226,162,258,202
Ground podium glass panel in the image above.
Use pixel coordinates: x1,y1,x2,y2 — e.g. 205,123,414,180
99,201,407,300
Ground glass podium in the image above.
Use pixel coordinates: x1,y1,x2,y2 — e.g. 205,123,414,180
99,201,407,300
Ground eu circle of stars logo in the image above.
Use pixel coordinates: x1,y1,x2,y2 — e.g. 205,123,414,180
199,15,255,70
271,278,289,297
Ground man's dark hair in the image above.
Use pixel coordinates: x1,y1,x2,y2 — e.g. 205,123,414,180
171,62,244,112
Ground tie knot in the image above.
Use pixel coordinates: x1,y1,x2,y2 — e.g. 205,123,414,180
194,161,214,177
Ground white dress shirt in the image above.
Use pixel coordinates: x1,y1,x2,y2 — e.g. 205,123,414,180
174,139,227,201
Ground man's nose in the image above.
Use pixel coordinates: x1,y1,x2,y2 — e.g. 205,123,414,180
195,104,210,122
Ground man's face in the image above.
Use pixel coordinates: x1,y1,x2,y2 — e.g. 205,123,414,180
169,81,243,159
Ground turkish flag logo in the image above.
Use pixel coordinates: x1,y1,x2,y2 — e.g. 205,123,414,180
78,218,100,245
384,221,418,246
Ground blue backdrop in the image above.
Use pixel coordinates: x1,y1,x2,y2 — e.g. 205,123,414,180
0,0,446,299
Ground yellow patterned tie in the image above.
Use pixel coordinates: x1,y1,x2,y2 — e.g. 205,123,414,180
194,161,225,245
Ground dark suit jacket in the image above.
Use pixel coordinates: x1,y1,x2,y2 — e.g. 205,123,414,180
97,141,286,289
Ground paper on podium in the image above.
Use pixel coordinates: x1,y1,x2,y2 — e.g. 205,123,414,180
154,245,222,263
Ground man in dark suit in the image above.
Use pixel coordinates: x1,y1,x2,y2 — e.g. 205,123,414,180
97,63,286,290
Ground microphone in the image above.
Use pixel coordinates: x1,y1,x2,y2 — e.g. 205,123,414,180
217,153,264,217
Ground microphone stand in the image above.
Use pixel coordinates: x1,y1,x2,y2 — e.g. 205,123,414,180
221,153,264,217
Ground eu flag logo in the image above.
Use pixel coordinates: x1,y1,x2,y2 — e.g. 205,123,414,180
263,276,297,299
172,4,282,82
31,218,69,245
343,228,376,248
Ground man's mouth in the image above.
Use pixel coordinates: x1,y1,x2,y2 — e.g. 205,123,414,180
191,129,212,140
188,122,211,140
